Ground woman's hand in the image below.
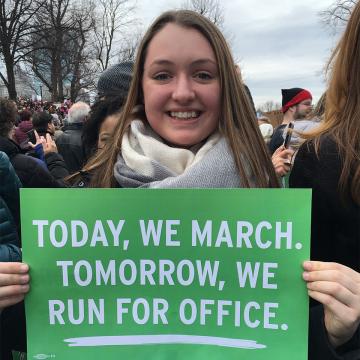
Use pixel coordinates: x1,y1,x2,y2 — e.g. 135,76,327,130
0,262,30,309
28,129,45,149
303,261,360,347
28,130,57,155
271,145,294,177
42,133,58,154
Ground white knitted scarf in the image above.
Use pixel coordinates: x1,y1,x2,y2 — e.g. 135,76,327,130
113,120,242,188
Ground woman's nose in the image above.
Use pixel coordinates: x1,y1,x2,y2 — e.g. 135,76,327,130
171,75,195,103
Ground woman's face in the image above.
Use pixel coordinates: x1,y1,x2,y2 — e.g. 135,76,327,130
142,23,220,147
97,114,119,149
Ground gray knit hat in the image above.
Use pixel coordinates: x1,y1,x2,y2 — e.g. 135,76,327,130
97,62,133,99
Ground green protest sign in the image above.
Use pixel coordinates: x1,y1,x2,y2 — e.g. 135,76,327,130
21,188,311,360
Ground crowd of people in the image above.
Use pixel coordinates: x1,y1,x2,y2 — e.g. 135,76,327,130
0,4,359,360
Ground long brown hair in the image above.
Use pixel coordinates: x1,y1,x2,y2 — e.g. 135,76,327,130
71,10,278,188
309,2,360,204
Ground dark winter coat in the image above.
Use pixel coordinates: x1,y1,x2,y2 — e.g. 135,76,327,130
56,123,85,173
0,136,67,188
0,151,21,261
290,136,360,272
268,124,287,154
290,136,360,359
0,197,21,262
0,151,21,227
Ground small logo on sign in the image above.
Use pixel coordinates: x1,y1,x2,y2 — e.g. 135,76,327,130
33,354,56,360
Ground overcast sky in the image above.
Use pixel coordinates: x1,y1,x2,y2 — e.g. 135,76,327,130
137,0,341,108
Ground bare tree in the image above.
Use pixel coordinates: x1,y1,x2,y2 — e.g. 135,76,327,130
65,3,97,101
258,100,281,113
181,0,224,28
0,0,44,99
116,31,142,63
320,0,356,30
27,0,97,101
93,0,136,71
28,0,74,101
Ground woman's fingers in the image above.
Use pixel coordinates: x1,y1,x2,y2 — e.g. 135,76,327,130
0,262,29,274
34,129,40,141
303,261,360,294
45,133,52,142
304,270,358,295
307,280,356,307
273,159,291,176
303,260,358,281
0,284,29,299
43,133,57,153
273,145,285,156
303,261,360,347
0,263,29,293
0,263,30,310
0,273,29,286
272,146,294,176
0,294,26,309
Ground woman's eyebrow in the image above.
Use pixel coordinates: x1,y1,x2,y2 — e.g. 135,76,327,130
148,58,217,67
148,59,174,67
190,59,217,66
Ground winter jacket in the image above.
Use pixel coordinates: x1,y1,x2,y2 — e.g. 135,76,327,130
56,123,85,173
0,136,67,188
0,197,21,262
290,136,360,359
0,152,21,261
0,151,21,226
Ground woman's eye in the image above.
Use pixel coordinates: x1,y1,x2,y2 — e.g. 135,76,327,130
195,72,212,80
153,73,171,81
100,135,110,143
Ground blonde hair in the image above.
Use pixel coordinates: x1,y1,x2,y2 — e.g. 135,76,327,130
308,3,360,204
69,10,278,188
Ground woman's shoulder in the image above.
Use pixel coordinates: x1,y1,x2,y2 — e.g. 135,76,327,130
290,135,340,188
297,135,338,161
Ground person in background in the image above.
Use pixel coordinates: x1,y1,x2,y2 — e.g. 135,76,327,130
290,3,360,357
81,62,134,162
0,151,21,258
0,151,23,360
56,101,90,173
97,62,133,101
31,111,55,139
50,113,63,140
257,116,273,144
82,96,126,162
13,110,33,149
0,98,67,187
269,87,313,154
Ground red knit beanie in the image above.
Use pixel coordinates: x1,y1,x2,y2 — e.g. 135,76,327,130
281,88,312,113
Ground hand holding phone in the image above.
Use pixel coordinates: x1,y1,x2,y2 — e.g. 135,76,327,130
283,122,294,149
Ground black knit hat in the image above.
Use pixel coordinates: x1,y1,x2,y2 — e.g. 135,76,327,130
97,62,133,99
281,88,312,113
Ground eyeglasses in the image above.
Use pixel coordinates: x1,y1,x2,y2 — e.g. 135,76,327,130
299,101,312,107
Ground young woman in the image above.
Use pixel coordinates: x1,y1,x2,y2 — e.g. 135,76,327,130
81,96,125,162
1,9,359,358
290,3,360,356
